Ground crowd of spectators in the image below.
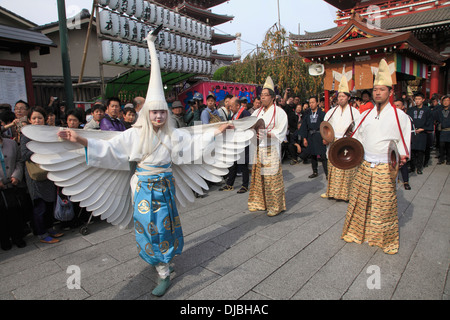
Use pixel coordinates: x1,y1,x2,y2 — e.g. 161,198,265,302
1,89,448,251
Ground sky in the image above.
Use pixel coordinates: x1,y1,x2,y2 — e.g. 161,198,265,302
0,0,338,58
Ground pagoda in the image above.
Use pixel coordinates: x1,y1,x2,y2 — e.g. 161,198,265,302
291,0,450,99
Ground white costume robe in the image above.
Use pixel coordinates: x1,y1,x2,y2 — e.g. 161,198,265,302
341,103,411,254
248,104,288,215
324,105,360,200
86,127,216,270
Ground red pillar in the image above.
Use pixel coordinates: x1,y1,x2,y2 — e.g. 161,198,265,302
324,90,330,113
430,65,439,98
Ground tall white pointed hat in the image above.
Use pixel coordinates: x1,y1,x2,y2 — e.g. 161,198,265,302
144,25,168,111
263,76,275,91
374,59,393,88
338,75,350,94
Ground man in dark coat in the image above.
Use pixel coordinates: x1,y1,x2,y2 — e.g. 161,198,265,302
219,97,251,193
407,92,433,174
300,96,328,178
436,95,450,165
100,97,126,132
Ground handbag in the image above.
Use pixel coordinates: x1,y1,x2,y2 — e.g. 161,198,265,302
25,160,48,181
54,193,75,222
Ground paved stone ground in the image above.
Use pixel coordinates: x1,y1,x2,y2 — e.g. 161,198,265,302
0,152,449,301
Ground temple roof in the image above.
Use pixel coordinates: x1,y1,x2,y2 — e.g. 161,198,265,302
0,23,56,51
211,31,236,45
291,6,450,43
296,17,446,65
153,0,228,10
176,2,234,26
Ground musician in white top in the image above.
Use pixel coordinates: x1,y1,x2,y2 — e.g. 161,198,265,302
248,76,288,217
341,59,411,255
322,75,360,201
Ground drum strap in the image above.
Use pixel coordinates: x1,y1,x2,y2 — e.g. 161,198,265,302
350,108,373,138
393,105,410,158
350,105,409,158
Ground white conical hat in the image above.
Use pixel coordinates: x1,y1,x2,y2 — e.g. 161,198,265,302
144,25,168,111
374,59,393,87
263,76,275,91
338,75,350,94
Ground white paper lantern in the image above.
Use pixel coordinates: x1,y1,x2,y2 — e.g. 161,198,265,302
142,1,150,21
172,54,178,71
200,42,205,57
98,0,110,6
149,3,157,24
207,60,212,74
198,59,203,74
126,0,136,16
206,44,211,57
135,22,143,42
181,37,187,53
144,49,151,68
173,54,179,72
134,0,144,19
180,16,186,33
129,45,138,66
122,43,131,65
174,13,181,32
198,41,203,57
175,35,181,52
163,31,171,50
191,39,197,56
163,8,170,27
113,42,123,64
167,53,174,71
118,0,128,14
109,0,120,10
191,20,197,36
206,26,212,40
99,10,112,35
182,57,189,72
128,19,137,41
187,38,192,55
159,51,167,70
177,55,183,72
155,6,164,25
169,33,176,51
188,58,194,73
156,30,164,49
169,11,175,28
164,52,171,71
138,47,146,66
119,15,129,39
186,18,193,36
203,24,208,40
101,40,113,62
111,12,120,36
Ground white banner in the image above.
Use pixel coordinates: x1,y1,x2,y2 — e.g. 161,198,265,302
0,65,27,108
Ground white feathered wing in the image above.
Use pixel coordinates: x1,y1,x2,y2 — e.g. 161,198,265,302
21,117,257,228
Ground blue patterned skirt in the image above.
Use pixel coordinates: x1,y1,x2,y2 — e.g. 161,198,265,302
133,165,184,266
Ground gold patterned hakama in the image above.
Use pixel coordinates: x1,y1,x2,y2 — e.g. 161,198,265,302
341,160,399,254
248,146,286,215
326,161,358,201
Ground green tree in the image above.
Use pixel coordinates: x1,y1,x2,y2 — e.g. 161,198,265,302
217,24,323,101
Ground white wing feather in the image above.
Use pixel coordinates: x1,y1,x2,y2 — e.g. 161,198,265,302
21,125,133,228
172,117,257,206
21,116,257,222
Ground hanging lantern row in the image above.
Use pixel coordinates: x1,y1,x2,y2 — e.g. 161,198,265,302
101,40,213,74
99,10,212,59
98,0,213,41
